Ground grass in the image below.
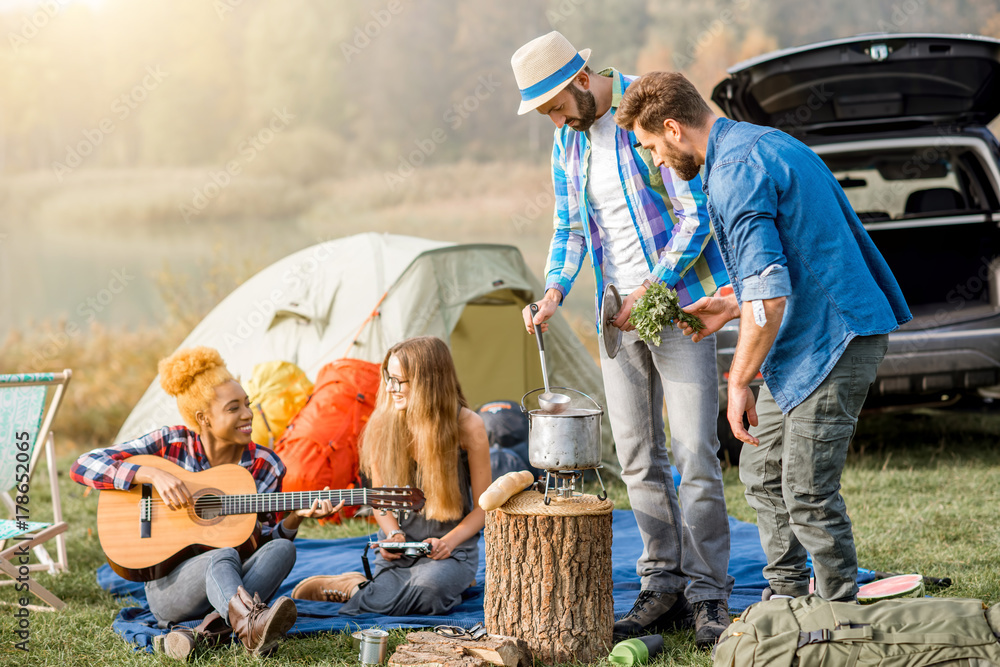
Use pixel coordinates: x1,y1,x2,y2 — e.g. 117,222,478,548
1,402,999,666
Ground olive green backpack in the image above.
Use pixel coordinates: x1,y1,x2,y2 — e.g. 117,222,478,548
713,594,1000,666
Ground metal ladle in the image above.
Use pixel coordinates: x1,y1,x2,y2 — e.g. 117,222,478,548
529,304,571,414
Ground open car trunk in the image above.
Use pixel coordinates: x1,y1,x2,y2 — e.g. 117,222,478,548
868,216,999,328
712,34,1000,138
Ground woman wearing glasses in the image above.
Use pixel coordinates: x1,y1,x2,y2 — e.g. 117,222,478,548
292,336,491,616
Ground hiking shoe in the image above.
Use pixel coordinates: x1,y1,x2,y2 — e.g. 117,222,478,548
161,628,197,661
153,612,232,661
693,599,731,649
291,572,367,603
228,587,298,657
613,590,693,640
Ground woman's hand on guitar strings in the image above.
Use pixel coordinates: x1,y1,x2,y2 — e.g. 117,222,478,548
294,488,343,519
135,465,193,511
281,487,343,533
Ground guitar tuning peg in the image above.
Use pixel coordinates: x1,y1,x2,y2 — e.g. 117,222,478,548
379,508,387,516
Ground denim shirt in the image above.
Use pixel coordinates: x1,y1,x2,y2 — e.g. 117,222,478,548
703,118,911,412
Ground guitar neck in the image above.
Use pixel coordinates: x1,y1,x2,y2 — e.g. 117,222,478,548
220,488,370,516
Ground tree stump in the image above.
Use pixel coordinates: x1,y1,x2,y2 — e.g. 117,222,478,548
484,490,614,664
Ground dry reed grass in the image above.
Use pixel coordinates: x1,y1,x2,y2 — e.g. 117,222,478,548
0,323,180,451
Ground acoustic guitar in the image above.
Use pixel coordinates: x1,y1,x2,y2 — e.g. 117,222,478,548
96,455,424,582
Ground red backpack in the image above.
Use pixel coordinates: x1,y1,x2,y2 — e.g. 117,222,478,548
273,359,381,523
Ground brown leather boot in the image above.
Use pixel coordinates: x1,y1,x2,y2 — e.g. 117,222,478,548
291,572,368,602
227,586,298,656
156,612,233,661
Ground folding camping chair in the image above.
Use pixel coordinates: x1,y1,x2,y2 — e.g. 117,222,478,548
0,370,72,611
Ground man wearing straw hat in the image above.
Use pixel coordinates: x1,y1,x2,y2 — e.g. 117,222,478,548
512,32,734,647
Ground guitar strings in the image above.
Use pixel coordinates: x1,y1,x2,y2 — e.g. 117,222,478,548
138,494,369,507
121,490,413,510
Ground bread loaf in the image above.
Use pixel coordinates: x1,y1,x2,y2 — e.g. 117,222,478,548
478,470,535,511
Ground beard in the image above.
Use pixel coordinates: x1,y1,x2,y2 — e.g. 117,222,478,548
566,84,598,133
662,141,701,181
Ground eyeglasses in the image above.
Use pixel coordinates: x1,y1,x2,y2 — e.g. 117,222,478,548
383,372,409,393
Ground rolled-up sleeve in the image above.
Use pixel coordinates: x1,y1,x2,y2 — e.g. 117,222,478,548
715,162,791,301
741,264,791,301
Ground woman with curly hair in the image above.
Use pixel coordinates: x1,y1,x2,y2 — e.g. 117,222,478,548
71,347,338,658
292,336,491,616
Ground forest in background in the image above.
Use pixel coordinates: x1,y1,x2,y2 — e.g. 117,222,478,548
2,0,1000,376
3,0,1000,178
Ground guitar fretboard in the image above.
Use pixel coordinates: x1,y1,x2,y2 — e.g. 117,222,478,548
221,489,370,515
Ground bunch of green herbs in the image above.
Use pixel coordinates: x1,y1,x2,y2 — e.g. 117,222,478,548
629,281,704,345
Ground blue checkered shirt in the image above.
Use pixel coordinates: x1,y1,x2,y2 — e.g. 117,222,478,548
544,68,729,324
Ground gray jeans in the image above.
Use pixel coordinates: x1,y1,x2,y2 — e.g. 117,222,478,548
740,334,888,601
340,547,478,617
144,538,296,626
600,326,733,603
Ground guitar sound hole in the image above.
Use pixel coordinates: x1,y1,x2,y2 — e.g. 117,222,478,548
194,495,223,521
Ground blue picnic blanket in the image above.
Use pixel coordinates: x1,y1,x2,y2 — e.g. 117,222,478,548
97,508,788,652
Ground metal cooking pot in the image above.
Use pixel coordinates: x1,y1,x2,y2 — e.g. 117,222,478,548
521,387,603,471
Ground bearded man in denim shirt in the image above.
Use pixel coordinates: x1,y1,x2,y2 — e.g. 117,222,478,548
510,33,734,646
616,71,911,604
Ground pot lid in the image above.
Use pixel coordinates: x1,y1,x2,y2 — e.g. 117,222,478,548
600,283,622,359
711,33,1000,138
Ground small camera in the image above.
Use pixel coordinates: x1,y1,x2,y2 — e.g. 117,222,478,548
375,541,432,557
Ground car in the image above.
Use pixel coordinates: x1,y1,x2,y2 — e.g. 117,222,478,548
709,33,1000,463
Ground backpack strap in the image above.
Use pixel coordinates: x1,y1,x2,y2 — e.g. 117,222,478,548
799,626,987,648
834,626,874,641
846,643,862,667
798,625,872,647
798,629,864,667
871,631,987,647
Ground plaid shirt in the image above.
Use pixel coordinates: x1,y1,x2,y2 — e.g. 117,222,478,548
71,425,294,540
544,68,729,324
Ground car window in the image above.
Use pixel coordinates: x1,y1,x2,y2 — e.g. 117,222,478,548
822,146,984,221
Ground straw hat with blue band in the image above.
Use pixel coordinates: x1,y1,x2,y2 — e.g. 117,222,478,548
511,31,591,115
